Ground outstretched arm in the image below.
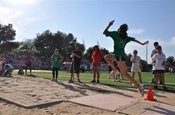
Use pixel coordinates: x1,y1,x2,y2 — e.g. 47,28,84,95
133,39,149,45
103,20,115,35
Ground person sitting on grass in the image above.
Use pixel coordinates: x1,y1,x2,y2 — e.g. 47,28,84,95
152,45,168,90
3,64,14,77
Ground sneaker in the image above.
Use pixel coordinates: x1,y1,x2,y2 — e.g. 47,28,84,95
78,79,82,83
55,79,58,82
51,78,54,81
163,85,168,90
97,80,100,83
138,84,144,97
91,80,96,83
68,79,74,83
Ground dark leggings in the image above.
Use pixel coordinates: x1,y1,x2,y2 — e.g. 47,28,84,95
52,67,59,79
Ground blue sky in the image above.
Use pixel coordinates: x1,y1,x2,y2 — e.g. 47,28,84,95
0,0,175,63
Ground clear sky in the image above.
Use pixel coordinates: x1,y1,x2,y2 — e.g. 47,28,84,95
0,0,175,63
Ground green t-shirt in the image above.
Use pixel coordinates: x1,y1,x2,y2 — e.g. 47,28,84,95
105,31,135,57
52,54,61,68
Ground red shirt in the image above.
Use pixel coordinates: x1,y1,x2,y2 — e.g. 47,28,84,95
92,51,101,64
25,55,32,64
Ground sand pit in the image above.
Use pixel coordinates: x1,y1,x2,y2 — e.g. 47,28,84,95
0,76,174,115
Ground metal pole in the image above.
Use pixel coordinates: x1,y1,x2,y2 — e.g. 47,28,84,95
72,56,75,81
146,43,148,63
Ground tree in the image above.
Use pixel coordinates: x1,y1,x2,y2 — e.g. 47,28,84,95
34,30,85,59
19,39,39,54
0,24,18,53
166,56,175,66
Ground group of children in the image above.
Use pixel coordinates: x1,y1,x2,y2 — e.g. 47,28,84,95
107,41,167,90
49,20,168,97
151,42,167,90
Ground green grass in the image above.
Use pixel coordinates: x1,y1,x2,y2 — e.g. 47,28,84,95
13,70,175,92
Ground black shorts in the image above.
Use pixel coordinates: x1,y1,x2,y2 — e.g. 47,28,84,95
25,63,31,69
52,67,60,71
115,56,126,61
155,70,165,73
116,67,120,72
70,63,81,73
108,66,112,72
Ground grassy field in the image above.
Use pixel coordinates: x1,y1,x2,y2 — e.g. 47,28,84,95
13,70,175,92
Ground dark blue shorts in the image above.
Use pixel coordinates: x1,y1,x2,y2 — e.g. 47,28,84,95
115,56,126,61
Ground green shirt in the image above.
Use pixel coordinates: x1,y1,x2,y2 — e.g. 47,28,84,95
105,31,135,57
52,54,61,68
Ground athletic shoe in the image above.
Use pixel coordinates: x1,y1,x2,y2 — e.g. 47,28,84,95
91,80,96,83
138,84,144,97
51,78,54,81
55,79,58,82
68,79,74,83
97,80,100,83
78,79,82,83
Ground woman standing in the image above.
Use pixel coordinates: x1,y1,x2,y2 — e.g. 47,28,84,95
91,45,101,83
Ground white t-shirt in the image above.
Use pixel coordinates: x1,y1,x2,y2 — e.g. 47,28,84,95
151,49,163,70
152,53,166,70
130,56,141,68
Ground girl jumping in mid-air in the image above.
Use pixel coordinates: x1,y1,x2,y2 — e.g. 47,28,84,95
103,20,149,97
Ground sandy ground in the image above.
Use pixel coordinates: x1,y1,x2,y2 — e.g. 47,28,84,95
0,76,174,115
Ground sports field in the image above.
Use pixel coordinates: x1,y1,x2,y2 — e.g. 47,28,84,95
13,70,175,92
